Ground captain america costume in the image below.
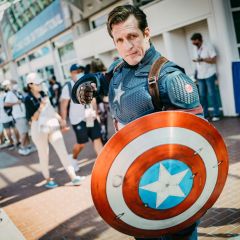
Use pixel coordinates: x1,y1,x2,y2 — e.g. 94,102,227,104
72,44,203,239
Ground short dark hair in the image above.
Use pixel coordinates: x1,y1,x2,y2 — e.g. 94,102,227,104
90,58,107,73
191,33,202,41
50,75,56,82
107,5,148,38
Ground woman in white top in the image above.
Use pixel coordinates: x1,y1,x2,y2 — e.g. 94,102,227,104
24,72,85,188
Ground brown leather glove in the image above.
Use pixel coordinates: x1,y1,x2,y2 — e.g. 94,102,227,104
77,82,96,104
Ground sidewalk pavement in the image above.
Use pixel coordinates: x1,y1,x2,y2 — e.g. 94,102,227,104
0,117,240,240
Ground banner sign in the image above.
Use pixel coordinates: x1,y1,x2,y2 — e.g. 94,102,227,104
12,0,66,59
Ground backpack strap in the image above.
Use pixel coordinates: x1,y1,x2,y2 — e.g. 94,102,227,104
148,56,168,111
63,81,72,98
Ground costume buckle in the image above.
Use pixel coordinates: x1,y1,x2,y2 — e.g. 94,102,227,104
148,76,157,85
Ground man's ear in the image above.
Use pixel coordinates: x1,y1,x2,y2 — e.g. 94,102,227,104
144,27,150,40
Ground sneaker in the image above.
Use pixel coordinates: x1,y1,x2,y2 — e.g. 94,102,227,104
72,159,80,172
211,117,220,122
28,145,37,153
0,142,11,149
69,154,80,172
18,147,31,156
45,180,58,189
6,144,15,150
72,176,86,186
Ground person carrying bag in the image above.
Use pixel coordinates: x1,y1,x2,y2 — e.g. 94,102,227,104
25,72,85,188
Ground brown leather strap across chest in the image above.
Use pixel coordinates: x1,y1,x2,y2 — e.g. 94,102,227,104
148,56,168,111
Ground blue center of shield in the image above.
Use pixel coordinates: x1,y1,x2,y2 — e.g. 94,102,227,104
138,160,193,210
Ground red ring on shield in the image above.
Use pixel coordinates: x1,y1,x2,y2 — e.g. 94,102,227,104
122,144,206,220
91,111,228,237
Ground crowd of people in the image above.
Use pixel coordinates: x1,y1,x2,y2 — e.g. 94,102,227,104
0,58,112,188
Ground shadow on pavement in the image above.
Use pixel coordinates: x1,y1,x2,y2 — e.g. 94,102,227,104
201,207,240,227
0,154,96,208
39,206,110,240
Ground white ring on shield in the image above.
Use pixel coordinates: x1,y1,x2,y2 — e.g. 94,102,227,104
106,127,218,230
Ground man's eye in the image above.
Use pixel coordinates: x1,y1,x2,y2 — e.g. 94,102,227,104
129,35,137,40
117,39,123,43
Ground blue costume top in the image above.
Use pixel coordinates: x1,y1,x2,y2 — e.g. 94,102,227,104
106,45,201,125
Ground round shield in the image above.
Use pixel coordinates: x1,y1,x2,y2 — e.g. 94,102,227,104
91,111,228,238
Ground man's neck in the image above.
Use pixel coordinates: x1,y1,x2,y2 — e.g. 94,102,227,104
197,42,203,49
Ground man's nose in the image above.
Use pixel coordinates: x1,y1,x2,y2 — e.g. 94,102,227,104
123,40,133,50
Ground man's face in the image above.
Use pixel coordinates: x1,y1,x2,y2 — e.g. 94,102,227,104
111,15,150,66
191,39,202,48
71,70,80,82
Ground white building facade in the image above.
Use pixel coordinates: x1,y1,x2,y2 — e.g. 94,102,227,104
74,0,240,117
1,0,239,116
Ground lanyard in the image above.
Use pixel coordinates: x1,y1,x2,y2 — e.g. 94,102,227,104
197,47,203,59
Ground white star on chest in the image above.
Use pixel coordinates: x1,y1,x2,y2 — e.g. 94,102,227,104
140,163,188,208
113,83,125,105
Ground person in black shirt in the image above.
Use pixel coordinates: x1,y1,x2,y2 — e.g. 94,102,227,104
49,75,62,112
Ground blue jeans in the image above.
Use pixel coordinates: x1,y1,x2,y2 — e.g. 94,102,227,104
197,74,220,118
134,222,198,240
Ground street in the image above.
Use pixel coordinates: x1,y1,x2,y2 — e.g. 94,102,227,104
0,117,240,240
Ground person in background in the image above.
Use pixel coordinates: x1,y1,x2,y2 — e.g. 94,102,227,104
90,58,109,144
0,123,4,145
24,72,84,188
1,80,20,149
4,81,33,155
0,86,7,146
60,64,103,172
191,32,220,121
49,75,62,112
84,64,91,75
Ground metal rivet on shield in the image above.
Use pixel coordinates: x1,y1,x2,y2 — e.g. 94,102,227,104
115,212,124,220
194,147,203,155
213,161,223,168
191,172,197,179
112,175,123,187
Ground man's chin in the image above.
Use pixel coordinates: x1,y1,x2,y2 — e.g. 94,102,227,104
125,57,141,66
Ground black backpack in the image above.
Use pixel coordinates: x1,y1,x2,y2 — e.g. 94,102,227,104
3,96,13,116
3,91,24,116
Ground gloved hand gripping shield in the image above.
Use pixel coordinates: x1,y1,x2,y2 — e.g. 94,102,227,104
71,73,98,104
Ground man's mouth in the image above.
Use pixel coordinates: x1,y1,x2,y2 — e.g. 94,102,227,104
127,52,138,57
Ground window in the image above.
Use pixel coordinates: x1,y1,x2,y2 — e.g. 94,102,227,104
24,9,34,22
91,14,108,29
28,46,50,61
134,0,155,7
36,65,54,82
19,75,27,89
230,0,240,8
16,57,27,67
30,2,41,15
232,11,240,44
230,0,240,58
58,42,76,62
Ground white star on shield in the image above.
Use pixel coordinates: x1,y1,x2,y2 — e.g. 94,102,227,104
113,83,124,105
140,163,189,208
